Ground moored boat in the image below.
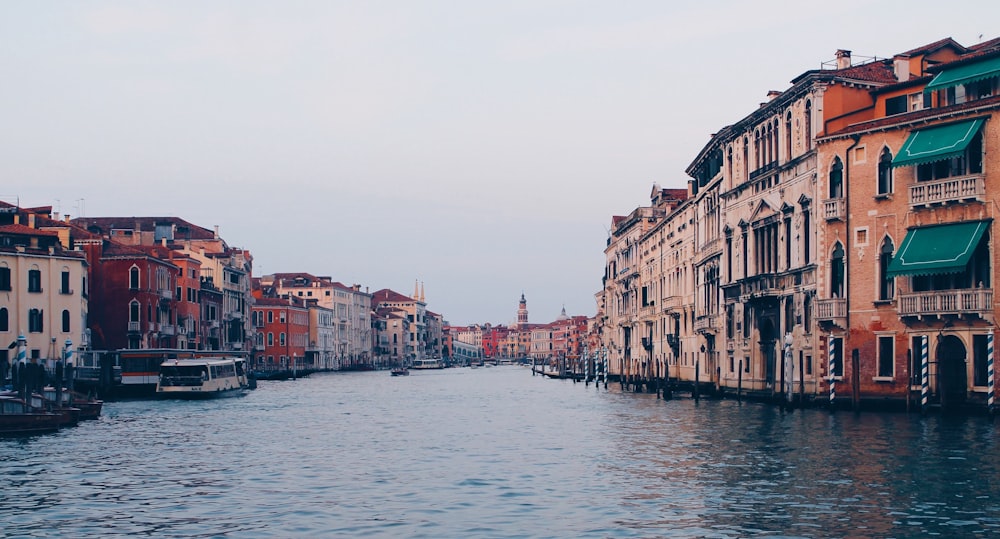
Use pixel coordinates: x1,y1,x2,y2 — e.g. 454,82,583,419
155,357,249,399
0,394,64,436
391,367,409,376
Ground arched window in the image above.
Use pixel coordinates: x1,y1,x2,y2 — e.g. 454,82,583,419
831,242,845,298
803,295,813,332
772,119,780,163
879,237,895,301
743,137,749,182
829,157,844,198
804,100,813,148
0,307,8,332
129,300,140,323
28,308,43,333
877,148,893,195
129,266,140,290
28,267,42,293
62,310,71,333
785,112,793,160
754,129,762,170
727,145,733,182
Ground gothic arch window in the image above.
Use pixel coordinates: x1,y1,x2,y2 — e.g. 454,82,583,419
754,129,762,170
877,147,893,195
129,265,140,290
0,307,8,332
62,309,71,333
772,119,780,163
727,145,734,182
129,300,140,323
879,236,895,301
804,100,813,149
829,157,844,198
743,137,749,182
831,242,845,298
785,111,793,160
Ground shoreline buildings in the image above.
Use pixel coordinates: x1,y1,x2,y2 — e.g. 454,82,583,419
597,36,1000,412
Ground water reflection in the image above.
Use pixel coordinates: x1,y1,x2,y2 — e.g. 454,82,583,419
2,367,998,538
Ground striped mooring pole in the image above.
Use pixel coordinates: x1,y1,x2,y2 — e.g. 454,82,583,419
987,332,994,413
828,337,836,408
583,349,589,386
16,334,27,364
921,335,930,412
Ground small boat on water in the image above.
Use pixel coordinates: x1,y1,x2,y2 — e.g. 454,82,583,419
155,357,250,399
391,367,409,376
0,394,64,436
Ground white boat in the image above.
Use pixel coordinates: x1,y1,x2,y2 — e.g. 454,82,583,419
156,357,249,398
410,358,444,370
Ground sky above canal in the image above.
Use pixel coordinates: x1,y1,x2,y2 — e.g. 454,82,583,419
2,1,997,325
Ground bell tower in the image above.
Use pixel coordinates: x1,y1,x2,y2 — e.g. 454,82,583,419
517,293,529,325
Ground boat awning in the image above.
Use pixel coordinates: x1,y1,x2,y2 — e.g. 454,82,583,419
891,118,984,168
924,56,1000,93
886,220,989,277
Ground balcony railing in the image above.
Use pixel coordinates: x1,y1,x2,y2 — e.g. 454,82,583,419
823,198,845,221
159,288,173,300
898,288,993,318
909,174,985,207
128,321,141,332
694,316,717,332
159,324,175,335
816,298,847,322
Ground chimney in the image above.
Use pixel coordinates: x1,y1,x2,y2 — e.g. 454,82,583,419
214,225,220,239
161,237,167,247
28,214,35,228
835,49,851,70
893,56,910,82
64,214,70,223
767,90,781,101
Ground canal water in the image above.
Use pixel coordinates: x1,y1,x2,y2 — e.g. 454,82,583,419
2,366,999,538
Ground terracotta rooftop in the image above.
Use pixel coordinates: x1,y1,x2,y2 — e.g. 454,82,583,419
0,223,59,237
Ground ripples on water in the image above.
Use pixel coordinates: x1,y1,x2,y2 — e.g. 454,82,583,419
2,366,999,538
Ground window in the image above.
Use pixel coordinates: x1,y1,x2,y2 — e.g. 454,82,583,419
804,100,812,148
130,301,140,323
279,311,286,323
885,95,907,115
130,266,140,289
279,333,286,346
61,269,71,294
916,130,983,182
28,268,42,293
973,335,989,386
805,354,813,375
829,157,844,198
62,310,71,333
785,112,792,160
267,332,274,346
267,311,273,323
784,296,794,333
877,335,894,377
830,337,843,377
877,148,893,195
0,307,7,331
802,208,811,265
0,266,10,291
28,308,43,333
830,243,845,298
879,237,895,301
911,336,924,386
803,295,813,332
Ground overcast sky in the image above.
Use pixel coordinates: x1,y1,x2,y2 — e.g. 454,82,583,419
2,2,996,326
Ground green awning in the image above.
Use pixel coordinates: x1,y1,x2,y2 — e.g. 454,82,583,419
891,118,984,168
925,56,1000,93
886,220,989,277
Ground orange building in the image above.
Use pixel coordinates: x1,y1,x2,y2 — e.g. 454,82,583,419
816,38,1000,411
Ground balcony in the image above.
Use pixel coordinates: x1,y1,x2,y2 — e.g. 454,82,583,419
816,298,847,328
660,295,681,312
159,288,174,300
159,324,175,336
823,198,845,221
128,321,141,333
909,174,985,208
694,316,717,333
898,288,993,319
